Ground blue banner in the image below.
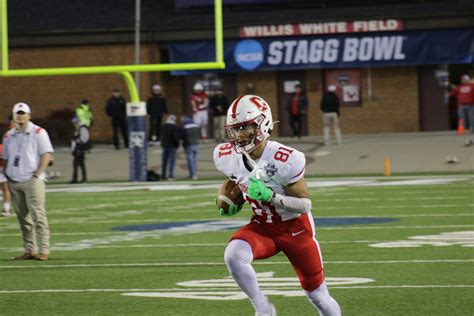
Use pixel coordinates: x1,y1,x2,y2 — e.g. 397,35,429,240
169,29,474,74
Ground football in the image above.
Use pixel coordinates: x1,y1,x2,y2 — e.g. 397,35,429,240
217,179,246,213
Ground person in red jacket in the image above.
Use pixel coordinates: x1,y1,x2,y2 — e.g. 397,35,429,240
449,74,474,145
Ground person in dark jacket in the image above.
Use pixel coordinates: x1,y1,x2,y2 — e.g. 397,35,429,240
180,115,200,180
160,114,180,180
70,116,90,183
209,89,229,142
105,88,128,150
286,84,308,138
146,84,168,144
320,85,342,145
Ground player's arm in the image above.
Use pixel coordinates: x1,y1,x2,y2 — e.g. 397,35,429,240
248,177,311,214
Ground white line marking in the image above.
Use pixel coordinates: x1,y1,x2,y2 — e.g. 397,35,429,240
0,285,472,294
0,259,472,269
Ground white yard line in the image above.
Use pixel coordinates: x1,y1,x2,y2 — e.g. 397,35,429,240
0,240,401,252
0,259,472,269
0,285,472,294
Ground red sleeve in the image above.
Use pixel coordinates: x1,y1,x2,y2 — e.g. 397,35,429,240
448,87,459,97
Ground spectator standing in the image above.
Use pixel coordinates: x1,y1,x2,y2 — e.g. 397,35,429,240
449,74,474,145
190,83,209,141
146,84,168,144
180,115,200,180
160,115,180,180
2,102,54,261
286,84,308,138
69,116,90,184
320,85,342,146
0,143,11,217
75,99,93,128
210,89,229,142
105,88,129,150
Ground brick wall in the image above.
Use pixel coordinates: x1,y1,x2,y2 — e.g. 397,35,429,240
307,67,420,134
1,43,421,144
0,44,164,143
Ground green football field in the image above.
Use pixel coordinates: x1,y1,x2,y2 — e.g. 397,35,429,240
0,176,473,315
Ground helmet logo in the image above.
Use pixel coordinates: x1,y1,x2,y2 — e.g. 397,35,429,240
249,96,268,111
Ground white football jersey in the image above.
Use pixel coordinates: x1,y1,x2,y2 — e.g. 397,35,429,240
213,140,306,223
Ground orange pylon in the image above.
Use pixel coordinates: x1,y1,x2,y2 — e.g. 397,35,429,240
457,119,465,135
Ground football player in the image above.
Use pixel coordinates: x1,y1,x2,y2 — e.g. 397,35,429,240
213,95,341,316
190,83,209,141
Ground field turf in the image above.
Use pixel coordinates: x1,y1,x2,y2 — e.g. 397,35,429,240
0,176,473,315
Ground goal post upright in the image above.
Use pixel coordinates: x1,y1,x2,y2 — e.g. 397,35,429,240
0,0,225,182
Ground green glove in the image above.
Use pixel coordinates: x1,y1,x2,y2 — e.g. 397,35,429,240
219,204,243,216
248,177,273,202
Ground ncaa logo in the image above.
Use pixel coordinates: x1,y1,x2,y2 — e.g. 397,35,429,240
234,40,264,70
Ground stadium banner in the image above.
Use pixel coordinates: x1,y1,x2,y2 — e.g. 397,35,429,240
239,19,403,37
169,29,474,74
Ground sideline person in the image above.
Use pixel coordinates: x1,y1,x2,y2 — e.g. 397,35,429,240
213,95,341,315
287,83,308,138
146,84,168,144
2,102,54,261
105,88,128,149
69,116,91,184
320,85,342,145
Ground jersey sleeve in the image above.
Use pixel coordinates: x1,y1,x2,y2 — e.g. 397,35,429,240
284,150,306,185
37,129,54,155
213,143,235,178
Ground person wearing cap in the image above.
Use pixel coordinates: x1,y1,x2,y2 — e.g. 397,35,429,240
160,114,180,180
75,99,94,128
320,85,342,145
146,84,168,144
449,74,474,145
69,115,91,184
190,82,209,141
105,88,129,150
2,102,54,261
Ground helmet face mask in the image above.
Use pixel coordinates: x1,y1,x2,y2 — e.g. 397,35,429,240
225,95,273,154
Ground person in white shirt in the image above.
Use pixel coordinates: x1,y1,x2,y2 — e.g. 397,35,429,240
213,95,341,316
2,102,54,261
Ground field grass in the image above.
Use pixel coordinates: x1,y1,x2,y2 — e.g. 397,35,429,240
0,176,473,315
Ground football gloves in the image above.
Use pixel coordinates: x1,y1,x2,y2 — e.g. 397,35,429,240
215,198,243,216
219,204,243,216
248,177,273,202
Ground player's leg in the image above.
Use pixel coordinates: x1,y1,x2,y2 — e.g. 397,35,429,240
1,176,11,216
305,282,341,316
333,114,342,145
112,119,120,149
323,114,331,145
201,111,209,140
225,223,279,315
278,214,341,315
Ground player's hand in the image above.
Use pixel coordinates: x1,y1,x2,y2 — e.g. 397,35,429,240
219,204,243,216
248,177,273,202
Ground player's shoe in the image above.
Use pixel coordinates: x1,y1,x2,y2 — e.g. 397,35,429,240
255,303,276,316
1,209,10,217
